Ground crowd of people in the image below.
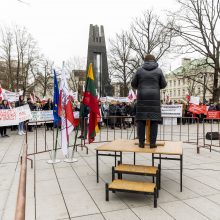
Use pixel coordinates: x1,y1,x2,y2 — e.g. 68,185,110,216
0,94,220,138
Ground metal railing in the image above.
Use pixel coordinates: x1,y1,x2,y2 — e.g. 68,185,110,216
80,116,199,146
15,143,28,220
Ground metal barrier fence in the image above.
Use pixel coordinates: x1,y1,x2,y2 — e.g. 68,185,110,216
25,116,201,157
80,116,200,147
197,118,220,153
26,120,55,156
26,116,220,159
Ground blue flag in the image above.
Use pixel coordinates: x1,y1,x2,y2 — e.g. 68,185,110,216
53,69,60,126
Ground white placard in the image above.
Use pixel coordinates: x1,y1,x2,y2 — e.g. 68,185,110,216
74,111,79,119
161,104,183,118
0,109,19,126
0,105,32,126
2,89,19,102
17,105,32,123
30,110,54,123
190,96,200,105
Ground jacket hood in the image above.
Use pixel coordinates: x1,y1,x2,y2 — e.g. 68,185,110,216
142,61,158,71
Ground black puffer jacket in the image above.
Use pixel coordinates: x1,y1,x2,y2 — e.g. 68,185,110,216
131,61,167,121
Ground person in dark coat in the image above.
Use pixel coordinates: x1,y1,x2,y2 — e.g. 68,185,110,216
131,54,167,148
42,98,54,130
78,101,89,139
0,100,10,137
27,98,36,132
109,102,117,129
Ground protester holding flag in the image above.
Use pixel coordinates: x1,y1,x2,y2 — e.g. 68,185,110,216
43,98,54,130
82,63,100,143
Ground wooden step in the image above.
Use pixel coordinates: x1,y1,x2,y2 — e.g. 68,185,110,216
115,164,157,175
108,179,156,193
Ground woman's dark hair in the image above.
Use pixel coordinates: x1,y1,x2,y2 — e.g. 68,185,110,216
144,54,156,62
19,95,24,101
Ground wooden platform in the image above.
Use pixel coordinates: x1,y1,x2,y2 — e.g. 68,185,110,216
106,179,158,207
96,139,183,155
96,139,183,192
134,141,165,146
108,179,156,193
115,164,157,175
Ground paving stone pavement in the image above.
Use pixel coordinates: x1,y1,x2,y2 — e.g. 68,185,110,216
0,124,220,220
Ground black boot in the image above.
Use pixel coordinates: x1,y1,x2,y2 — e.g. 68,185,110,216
139,142,145,148
150,143,157,148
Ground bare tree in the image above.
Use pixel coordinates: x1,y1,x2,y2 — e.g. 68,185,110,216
0,25,40,94
172,0,220,102
109,31,140,96
31,58,54,97
0,27,14,91
65,57,86,92
130,10,177,62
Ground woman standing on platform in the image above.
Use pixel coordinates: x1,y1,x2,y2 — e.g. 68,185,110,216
131,54,167,148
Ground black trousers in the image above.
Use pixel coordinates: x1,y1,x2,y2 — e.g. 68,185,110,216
0,127,7,136
137,120,158,144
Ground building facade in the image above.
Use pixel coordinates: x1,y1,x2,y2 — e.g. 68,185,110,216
161,58,215,103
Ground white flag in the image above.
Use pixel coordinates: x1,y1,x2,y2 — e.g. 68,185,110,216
58,63,75,156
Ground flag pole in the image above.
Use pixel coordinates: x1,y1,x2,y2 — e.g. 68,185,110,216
47,67,61,164
47,125,61,164
63,60,78,163
70,124,79,159
63,113,78,163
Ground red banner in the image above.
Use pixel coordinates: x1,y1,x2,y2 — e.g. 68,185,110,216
207,111,220,119
188,104,207,114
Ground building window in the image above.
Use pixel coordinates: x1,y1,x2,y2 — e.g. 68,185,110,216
170,90,172,96
183,79,185,84
174,90,176,96
174,80,176,87
183,89,185,95
178,80,180,86
178,90,180,96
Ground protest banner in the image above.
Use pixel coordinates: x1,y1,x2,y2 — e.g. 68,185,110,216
188,104,207,114
29,110,54,123
17,105,32,123
161,104,183,118
0,109,18,127
3,90,19,102
207,111,220,119
105,96,129,103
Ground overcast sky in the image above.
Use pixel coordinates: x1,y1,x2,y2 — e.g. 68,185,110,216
1,0,185,71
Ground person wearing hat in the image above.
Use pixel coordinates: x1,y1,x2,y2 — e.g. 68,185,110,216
131,54,167,148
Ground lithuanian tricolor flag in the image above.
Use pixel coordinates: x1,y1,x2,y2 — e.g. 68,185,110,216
83,63,100,143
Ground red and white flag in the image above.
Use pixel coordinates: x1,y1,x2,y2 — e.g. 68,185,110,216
128,89,136,101
58,63,77,156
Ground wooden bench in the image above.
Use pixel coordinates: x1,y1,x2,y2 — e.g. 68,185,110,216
112,163,161,191
106,180,157,208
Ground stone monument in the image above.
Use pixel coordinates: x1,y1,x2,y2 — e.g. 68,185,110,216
86,24,112,96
